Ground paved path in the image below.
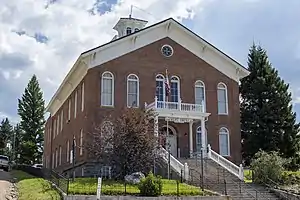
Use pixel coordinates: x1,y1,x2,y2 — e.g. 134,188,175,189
0,169,11,200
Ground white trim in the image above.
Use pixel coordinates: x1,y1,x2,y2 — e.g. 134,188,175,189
74,91,78,118
161,44,174,57
101,71,114,107
156,74,166,101
67,140,70,162
217,82,228,115
80,129,83,156
219,127,230,156
59,146,62,166
170,76,180,103
46,18,250,116
162,124,177,136
81,82,84,111
195,80,206,112
60,110,63,131
126,74,139,107
68,99,71,120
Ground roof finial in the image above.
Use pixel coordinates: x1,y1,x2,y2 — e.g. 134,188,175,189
129,5,133,18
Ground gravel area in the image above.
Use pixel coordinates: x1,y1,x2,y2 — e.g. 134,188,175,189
0,169,17,200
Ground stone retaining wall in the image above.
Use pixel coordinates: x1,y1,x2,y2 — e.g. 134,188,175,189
64,195,230,200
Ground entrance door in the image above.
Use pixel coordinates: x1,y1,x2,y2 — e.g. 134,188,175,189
162,126,177,157
196,126,207,155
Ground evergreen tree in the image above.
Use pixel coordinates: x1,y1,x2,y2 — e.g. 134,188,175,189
18,75,45,164
0,118,13,155
241,44,300,169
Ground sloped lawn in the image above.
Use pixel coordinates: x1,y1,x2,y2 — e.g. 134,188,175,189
68,177,216,196
12,170,61,200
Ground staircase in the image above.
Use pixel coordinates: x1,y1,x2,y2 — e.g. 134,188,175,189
158,145,280,200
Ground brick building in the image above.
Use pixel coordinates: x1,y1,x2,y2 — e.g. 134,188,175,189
43,17,249,178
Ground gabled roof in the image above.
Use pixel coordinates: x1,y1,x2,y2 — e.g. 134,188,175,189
46,17,250,115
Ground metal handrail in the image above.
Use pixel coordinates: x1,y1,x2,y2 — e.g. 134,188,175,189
191,152,272,200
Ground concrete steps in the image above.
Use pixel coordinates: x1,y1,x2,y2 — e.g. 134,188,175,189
180,158,280,200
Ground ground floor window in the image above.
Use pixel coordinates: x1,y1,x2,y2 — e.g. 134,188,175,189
219,127,230,156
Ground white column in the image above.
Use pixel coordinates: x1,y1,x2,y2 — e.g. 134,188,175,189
201,118,206,157
154,115,159,137
189,121,193,158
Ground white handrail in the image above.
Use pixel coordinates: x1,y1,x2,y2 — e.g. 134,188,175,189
207,144,244,180
157,146,189,180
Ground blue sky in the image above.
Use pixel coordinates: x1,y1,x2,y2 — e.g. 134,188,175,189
0,0,300,123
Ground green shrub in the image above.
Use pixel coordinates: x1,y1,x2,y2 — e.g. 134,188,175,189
138,172,163,196
281,171,300,185
250,150,286,184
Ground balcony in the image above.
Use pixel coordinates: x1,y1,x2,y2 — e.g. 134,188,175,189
145,97,209,120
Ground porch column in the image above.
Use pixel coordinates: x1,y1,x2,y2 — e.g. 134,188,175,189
189,121,193,158
201,117,206,157
154,115,159,137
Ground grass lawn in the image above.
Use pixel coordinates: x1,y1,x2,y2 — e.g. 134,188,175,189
68,178,216,196
11,170,61,200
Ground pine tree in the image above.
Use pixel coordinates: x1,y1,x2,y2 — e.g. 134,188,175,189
240,44,300,169
12,123,22,163
18,75,45,164
0,118,13,155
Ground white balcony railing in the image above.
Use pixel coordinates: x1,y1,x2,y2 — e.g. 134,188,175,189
146,97,205,113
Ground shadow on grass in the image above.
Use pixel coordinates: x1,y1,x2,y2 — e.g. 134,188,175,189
11,170,36,183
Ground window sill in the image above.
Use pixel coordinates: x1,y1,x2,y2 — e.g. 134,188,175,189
218,113,229,116
101,105,114,108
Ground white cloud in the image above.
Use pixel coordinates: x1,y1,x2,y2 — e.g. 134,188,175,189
0,0,208,119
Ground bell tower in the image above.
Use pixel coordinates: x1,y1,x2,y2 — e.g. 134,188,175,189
112,16,148,40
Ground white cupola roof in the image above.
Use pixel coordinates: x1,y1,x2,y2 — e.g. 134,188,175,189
112,17,148,40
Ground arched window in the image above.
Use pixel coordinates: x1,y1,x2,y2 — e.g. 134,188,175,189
156,74,165,101
127,74,139,107
101,72,114,106
196,126,208,153
195,80,206,111
126,27,132,35
217,83,228,114
219,127,230,156
134,28,139,32
170,76,180,102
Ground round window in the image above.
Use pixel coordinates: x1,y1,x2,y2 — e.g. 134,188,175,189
161,45,173,57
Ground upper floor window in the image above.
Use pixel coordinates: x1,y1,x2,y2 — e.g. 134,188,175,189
217,83,228,115
81,82,85,111
195,80,206,112
170,76,180,102
74,91,78,118
68,99,71,120
156,74,165,102
219,127,230,156
60,110,63,131
101,72,114,106
126,27,132,35
127,74,139,107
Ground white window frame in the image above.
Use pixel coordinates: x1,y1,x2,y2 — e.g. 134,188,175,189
80,129,83,156
156,74,165,101
170,76,180,102
217,82,228,115
81,82,84,111
219,127,230,156
55,148,58,167
67,140,69,162
127,74,139,108
68,99,71,120
195,80,206,112
101,71,114,107
60,110,63,131
74,91,77,118
56,116,59,135
59,146,62,165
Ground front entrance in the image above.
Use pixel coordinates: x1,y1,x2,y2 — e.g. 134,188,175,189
196,126,207,155
161,125,177,157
